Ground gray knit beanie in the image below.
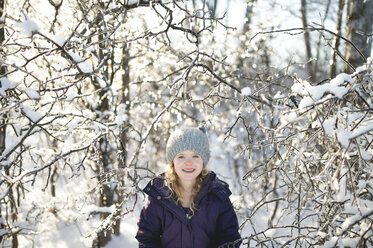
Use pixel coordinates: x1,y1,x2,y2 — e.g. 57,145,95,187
166,127,210,165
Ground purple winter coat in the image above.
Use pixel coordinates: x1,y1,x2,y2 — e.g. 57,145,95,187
136,171,241,248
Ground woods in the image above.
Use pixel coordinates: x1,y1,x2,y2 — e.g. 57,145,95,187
0,0,372,247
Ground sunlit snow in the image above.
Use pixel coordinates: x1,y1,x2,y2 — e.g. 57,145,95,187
15,17,39,37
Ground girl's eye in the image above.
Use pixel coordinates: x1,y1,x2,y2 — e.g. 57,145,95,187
178,156,184,159
193,155,199,158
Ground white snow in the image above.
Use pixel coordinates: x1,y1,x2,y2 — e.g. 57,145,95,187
241,87,252,96
320,237,338,248
68,51,84,63
332,120,373,148
322,118,335,136
115,104,129,127
66,92,76,101
336,129,350,148
106,233,137,248
0,77,17,96
292,73,352,109
360,149,372,160
96,77,107,88
349,121,373,140
290,83,304,95
341,207,373,233
330,73,353,86
21,105,43,122
54,63,70,71
15,18,40,37
126,0,141,4
67,118,83,132
316,231,328,239
52,35,67,47
281,111,298,124
263,228,276,238
23,87,40,100
67,51,94,73
0,132,29,161
82,204,116,215
340,238,359,247
335,172,351,202
273,91,285,99
298,96,314,109
78,62,94,73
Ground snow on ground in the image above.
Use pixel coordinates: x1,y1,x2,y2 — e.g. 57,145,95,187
106,215,138,248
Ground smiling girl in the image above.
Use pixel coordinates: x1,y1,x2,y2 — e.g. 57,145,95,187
136,127,241,248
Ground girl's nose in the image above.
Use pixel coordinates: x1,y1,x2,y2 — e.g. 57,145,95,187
185,158,193,165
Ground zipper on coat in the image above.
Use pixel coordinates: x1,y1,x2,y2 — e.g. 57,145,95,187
187,220,194,248
185,208,194,248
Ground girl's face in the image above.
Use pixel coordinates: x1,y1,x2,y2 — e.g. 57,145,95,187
173,150,203,183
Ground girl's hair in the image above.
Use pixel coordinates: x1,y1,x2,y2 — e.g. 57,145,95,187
165,162,209,216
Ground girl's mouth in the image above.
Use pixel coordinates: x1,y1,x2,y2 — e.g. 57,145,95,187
182,168,196,173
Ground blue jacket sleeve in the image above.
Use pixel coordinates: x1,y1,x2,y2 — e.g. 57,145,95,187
135,196,163,248
213,198,241,248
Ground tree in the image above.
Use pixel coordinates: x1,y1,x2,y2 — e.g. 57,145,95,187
301,0,314,78
329,0,345,78
0,0,8,245
344,0,373,72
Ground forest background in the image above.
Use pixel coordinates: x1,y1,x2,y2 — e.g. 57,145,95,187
1,0,373,247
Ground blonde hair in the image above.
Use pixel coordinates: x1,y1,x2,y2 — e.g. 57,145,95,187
165,162,209,216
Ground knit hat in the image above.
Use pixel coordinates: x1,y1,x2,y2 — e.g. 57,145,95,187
166,127,210,165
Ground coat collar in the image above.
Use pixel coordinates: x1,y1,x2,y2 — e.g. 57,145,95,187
143,171,232,223
195,171,232,204
144,175,188,223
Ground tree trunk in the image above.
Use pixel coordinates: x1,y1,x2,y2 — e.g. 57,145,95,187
96,136,113,247
92,5,132,246
329,0,345,77
206,0,218,18
345,0,373,72
1,2,19,247
237,0,256,69
301,0,314,78
243,0,256,34
110,42,131,236
313,0,331,78
0,1,6,146
0,0,7,244
93,4,113,246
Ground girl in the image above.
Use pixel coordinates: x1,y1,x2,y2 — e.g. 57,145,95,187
136,127,241,248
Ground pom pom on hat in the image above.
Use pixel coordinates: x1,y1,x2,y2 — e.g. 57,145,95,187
166,127,210,165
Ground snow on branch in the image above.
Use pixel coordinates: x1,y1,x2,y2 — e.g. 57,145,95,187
123,0,178,9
